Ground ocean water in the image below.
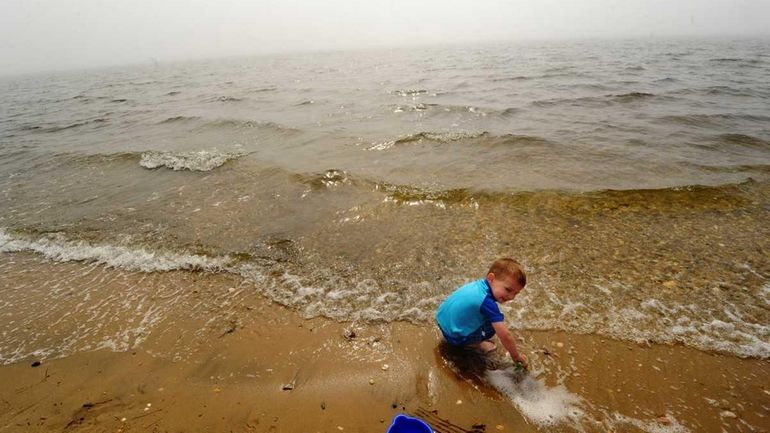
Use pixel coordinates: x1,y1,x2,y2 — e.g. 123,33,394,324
1,38,769,363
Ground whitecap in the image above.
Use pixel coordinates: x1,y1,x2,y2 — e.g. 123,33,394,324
139,150,243,172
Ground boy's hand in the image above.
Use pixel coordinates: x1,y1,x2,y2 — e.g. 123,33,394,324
513,354,528,371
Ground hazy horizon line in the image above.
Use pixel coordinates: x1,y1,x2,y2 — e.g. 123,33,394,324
3,32,768,80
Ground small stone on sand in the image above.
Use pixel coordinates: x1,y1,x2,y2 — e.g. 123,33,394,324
720,410,737,419
381,364,389,371
456,399,462,405
556,342,564,348
369,379,375,385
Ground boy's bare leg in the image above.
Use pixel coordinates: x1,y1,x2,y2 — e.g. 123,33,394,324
476,340,497,353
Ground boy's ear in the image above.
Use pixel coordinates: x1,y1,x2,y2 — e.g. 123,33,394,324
486,272,496,283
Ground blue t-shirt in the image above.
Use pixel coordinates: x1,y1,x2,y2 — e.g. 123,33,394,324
435,279,504,339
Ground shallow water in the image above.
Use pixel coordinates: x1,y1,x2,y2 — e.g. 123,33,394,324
1,38,769,362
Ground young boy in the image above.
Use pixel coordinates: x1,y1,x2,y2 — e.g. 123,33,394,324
436,258,528,369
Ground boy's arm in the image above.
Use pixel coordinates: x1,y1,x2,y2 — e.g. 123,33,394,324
492,321,528,369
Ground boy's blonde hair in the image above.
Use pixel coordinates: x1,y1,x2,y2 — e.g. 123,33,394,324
488,258,526,286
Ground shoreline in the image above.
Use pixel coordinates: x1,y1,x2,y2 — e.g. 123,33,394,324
1,285,767,433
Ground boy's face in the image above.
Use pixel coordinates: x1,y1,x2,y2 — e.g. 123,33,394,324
487,272,525,303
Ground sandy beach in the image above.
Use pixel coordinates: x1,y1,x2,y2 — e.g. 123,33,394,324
1,252,768,433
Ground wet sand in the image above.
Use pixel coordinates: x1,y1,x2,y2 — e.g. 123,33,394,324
1,255,768,433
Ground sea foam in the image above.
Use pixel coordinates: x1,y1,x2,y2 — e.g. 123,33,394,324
139,150,243,172
486,367,691,432
0,229,230,272
486,368,584,427
2,228,768,360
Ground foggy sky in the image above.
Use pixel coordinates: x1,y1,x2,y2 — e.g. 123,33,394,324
1,0,769,75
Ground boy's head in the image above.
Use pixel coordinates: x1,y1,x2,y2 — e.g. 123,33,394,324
486,258,526,303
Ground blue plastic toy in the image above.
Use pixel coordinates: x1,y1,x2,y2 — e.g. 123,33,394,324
386,414,433,433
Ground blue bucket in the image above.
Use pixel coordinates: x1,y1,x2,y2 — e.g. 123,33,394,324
386,414,433,433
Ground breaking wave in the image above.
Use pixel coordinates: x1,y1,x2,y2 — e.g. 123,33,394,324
139,150,245,172
0,229,231,273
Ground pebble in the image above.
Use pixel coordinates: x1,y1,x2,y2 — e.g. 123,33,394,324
369,379,375,385
381,364,389,371
556,342,564,348
720,410,737,419
496,425,505,431
121,417,127,422
31,361,41,368
456,399,462,405
228,287,235,293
